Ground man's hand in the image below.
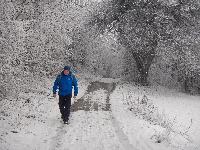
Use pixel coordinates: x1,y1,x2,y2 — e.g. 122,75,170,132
53,94,56,98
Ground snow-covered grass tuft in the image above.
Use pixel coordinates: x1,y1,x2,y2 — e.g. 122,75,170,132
123,93,193,144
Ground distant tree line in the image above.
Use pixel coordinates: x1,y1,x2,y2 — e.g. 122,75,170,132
87,0,200,94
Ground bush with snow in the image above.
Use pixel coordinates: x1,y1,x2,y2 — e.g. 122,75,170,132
123,94,193,144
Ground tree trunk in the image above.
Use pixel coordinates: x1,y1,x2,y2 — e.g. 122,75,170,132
184,77,189,93
132,48,156,86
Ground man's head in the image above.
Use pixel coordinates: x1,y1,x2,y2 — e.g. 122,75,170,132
63,66,70,75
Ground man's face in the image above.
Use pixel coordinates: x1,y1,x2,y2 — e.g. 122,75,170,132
64,70,70,75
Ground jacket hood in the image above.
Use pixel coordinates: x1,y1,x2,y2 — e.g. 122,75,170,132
64,66,71,71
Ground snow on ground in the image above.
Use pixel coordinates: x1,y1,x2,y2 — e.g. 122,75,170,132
0,78,90,150
48,110,126,150
0,78,127,150
1,77,200,150
110,82,200,150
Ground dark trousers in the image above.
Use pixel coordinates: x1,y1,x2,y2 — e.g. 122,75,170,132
59,95,72,121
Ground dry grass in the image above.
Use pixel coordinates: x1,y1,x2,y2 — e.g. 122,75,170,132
122,92,193,144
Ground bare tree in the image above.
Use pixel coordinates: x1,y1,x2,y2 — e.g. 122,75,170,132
88,0,200,86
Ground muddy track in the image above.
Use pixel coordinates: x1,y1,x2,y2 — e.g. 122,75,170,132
71,81,116,112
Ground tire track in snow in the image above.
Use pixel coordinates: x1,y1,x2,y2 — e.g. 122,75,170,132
49,124,67,150
46,99,67,150
110,114,137,150
104,82,137,150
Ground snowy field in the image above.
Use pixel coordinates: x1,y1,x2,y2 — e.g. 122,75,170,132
0,78,200,150
110,82,200,150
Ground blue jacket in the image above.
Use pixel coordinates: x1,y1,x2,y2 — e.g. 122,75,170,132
53,71,78,96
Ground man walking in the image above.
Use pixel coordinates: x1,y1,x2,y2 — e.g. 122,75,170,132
53,66,78,124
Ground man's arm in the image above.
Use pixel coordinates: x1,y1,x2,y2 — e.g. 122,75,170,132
73,76,78,96
53,76,59,95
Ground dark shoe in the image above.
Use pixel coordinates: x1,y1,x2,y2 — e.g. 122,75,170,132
63,117,69,124
64,120,69,124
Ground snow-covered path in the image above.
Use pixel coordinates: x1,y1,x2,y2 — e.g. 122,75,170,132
46,81,135,150
1,78,200,150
